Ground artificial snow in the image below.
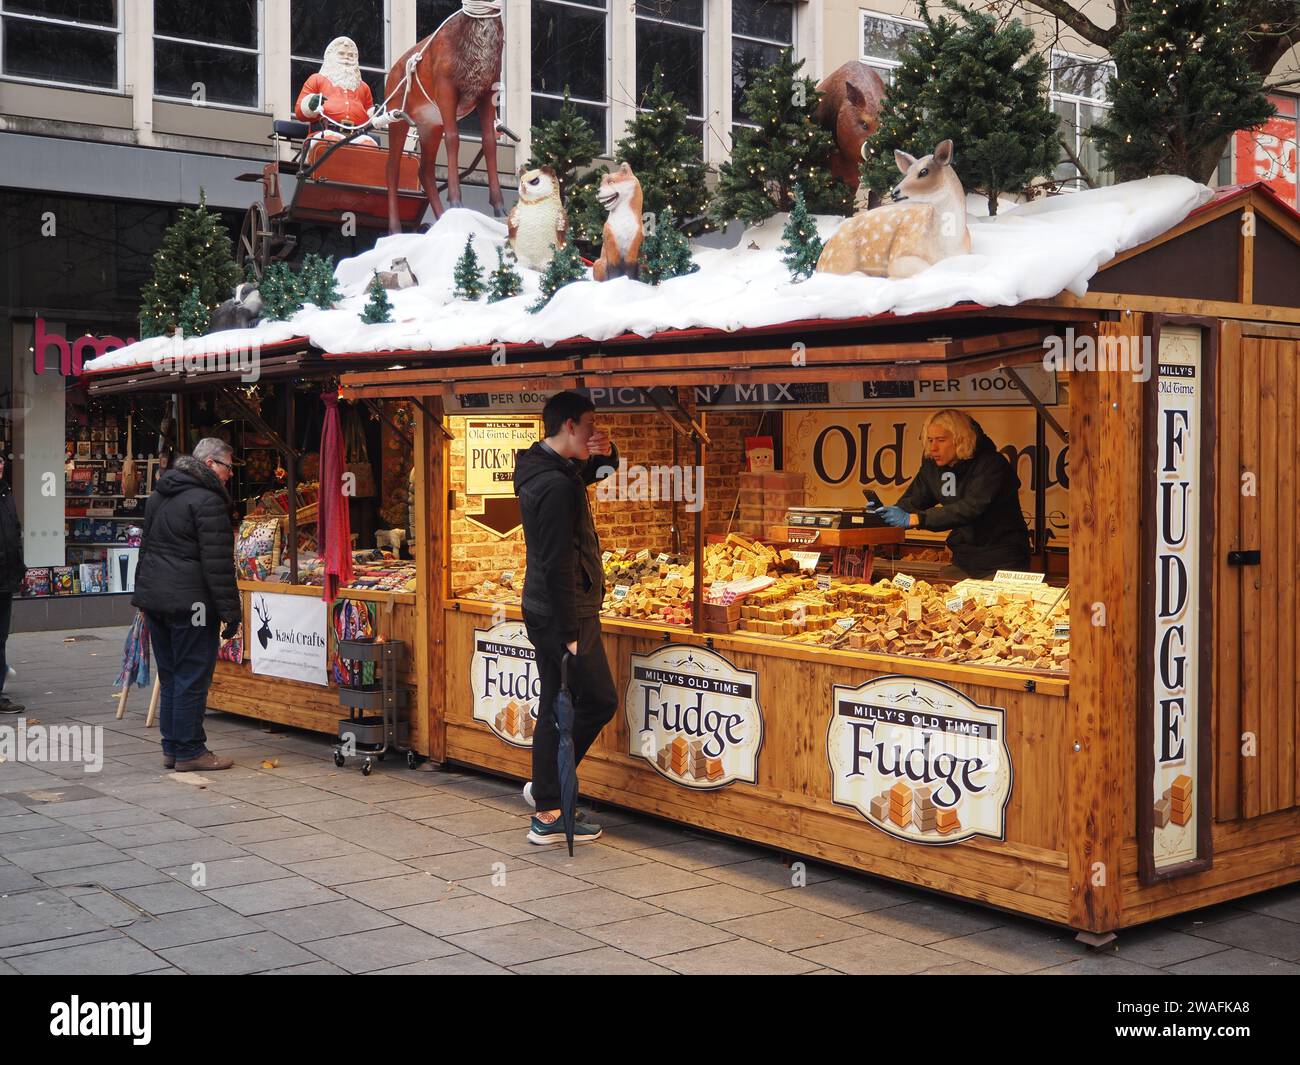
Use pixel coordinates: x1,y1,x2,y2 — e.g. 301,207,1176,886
85,175,1212,374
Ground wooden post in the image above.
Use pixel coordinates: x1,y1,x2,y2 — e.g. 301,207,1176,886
285,383,299,584
691,400,705,637
1066,314,1140,932
414,398,449,763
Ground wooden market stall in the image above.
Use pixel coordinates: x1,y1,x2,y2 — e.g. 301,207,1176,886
330,181,1300,937
84,349,430,757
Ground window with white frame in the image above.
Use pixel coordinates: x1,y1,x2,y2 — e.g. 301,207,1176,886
532,0,610,153
290,0,388,111
155,1,261,109
636,0,706,145
1049,50,1115,191
732,0,795,135
859,9,921,85
0,0,121,91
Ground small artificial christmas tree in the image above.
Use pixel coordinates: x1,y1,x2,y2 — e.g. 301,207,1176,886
527,240,587,313
300,253,342,308
527,90,606,248
452,235,485,300
711,49,852,227
138,190,241,338
176,286,211,336
1091,0,1273,183
487,246,524,303
614,67,708,233
779,185,823,281
640,209,698,285
361,272,394,324
258,262,304,321
860,0,1058,216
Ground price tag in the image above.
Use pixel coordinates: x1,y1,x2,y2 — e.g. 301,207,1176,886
635,549,651,561
816,574,832,593
892,573,916,592
835,616,857,632
993,570,1045,585
945,595,964,613
1053,621,1070,640
791,550,821,572
613,584,630,600
906,597,922,621
501,570,515,584
656,552,670,564
602,550,612,564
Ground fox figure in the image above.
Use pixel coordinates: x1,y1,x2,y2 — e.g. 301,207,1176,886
593,163,644,282
816,140,970,280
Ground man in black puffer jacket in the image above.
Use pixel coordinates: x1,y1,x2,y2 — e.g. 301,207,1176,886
514,391,619,846
132,438,242,771
874,409,1031,578
0,454,26,714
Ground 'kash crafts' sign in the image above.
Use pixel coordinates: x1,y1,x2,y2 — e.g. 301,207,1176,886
626,645,763,789
827,675,1012,846
471,621,540,747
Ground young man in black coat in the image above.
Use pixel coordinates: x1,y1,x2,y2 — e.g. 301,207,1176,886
874,408,1031,578
0,455,25,714
132,438,242,771
514,391,619,845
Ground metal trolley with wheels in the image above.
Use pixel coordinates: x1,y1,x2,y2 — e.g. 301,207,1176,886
332,637,418,775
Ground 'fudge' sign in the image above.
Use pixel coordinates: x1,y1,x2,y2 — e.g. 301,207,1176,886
1139,322,1214,881
827,676,1012,846
626,645,763,789
471,621,539,748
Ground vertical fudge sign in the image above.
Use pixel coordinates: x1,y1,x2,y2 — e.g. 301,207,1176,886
827,676,1012,846
626,645,763,789
1141,324,1213,878
248,592,329,686
471,621,540,747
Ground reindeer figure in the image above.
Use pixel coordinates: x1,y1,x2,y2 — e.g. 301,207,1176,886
816,140,971,280
253,598,273,651
384,0,506,232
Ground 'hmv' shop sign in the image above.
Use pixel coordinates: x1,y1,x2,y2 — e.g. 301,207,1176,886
471,621,540,747
1139,321,1215,883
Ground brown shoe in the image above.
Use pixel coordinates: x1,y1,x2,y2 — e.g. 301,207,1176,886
164,755,175,769
174,752,234,772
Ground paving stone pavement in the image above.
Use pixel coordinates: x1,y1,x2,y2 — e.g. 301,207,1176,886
2,625,1300,975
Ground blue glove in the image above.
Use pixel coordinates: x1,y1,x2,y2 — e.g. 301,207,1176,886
875,505,912,528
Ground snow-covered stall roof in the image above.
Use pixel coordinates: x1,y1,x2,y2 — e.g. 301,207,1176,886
85,175,1213,375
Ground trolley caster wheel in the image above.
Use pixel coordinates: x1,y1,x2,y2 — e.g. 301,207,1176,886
362,761,373,776
333,751,345,767
406,751,419,770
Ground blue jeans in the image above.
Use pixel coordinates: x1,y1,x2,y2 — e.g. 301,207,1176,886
145,611,220,762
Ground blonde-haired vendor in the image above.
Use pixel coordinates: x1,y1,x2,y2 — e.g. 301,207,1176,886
871,408,1031,578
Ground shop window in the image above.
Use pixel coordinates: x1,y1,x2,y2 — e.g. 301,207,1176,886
531,0,609,153
636,0,706,147
732,0,794,134
290,0,388,110
1049,50,1116,192
0,0,121,91
858,9,921,85
154,0,261,109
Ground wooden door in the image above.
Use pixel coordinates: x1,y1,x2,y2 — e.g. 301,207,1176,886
1216,324,1300,820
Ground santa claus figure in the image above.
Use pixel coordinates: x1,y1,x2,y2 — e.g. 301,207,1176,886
295,36,378,146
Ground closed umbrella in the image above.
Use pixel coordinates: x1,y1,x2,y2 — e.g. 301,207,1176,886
555,651,579,856
116,611,151,690
319,391,353,602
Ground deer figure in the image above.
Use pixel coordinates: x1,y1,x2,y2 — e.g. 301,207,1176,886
816,140,971,280
384,0,506,233
253,598,273,650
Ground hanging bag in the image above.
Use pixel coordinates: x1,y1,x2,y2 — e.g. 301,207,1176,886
343,407,377,497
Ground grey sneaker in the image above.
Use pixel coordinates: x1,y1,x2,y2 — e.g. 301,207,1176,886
527,814,602,846
0,697,25,715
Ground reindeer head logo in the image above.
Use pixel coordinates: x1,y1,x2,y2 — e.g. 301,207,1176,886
254,597,273,650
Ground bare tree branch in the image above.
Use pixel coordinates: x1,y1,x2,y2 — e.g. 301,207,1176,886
1058,134,1099,189
1019,0,1116,47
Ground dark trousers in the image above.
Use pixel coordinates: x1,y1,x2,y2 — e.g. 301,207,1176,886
0,592,11,696
523,610,618,812
145,611,220,762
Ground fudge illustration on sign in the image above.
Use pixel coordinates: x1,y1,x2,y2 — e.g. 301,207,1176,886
816,140,971,280
1154,773,1194,828
814,62,887,190
471,621,542,748
508,167,568,272
493,699,537,743
592,163,645,282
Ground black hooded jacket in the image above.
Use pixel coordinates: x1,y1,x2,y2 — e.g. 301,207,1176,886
132,455,241,625
897,422,1031,577
514,441,618,641
0,481,24,594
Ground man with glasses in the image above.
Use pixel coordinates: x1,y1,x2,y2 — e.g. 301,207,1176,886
132,439,243,771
